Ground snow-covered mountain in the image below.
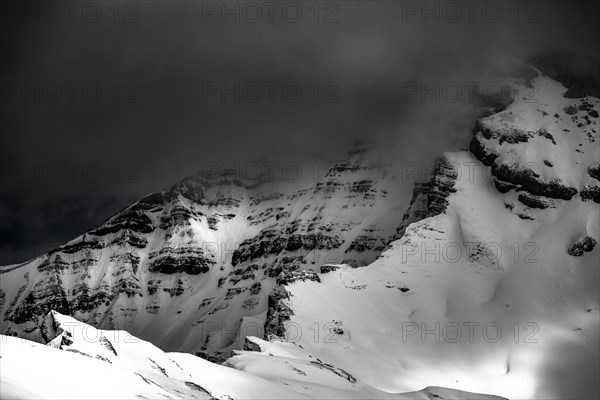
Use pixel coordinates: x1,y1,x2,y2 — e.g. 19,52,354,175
0,64,598,399
0,310,505,400
259,72,599,399
0,141,413,359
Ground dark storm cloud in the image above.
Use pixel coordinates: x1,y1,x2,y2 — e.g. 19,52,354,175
1,0,599,265
0,190,126,264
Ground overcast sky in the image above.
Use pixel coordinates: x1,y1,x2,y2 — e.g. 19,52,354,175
1,0,599,265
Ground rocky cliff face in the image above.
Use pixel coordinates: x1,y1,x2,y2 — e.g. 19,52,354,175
392,155,459,241
0,143,413,356
255,72,599,400
469,75,598,217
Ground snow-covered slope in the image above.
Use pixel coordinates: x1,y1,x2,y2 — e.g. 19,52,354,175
0,311,505,400
258,72,599,399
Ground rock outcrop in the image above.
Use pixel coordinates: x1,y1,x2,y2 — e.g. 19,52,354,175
568,237,597,256
393,155,458,240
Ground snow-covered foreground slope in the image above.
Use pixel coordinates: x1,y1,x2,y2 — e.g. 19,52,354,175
0,311,505,400
258,73,599,400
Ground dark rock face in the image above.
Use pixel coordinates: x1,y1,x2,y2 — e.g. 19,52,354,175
471,111,586,202
494,178,517,193
419,157,459,215
564,105,579,115
263,269,321,341
147,247,213,275
71,283,112,313
232,229,342,266
248,207,285,226
99,336,118,356
320,264,341,273
537,129,556,145
132,193,165,214
50,240,104,256
393,156,458,240
9,277,70,325
92,209,154,236
264,288,293,339
163,279,185,297
276,269,321,286
0,289,5,317
111,253,141,274
184,381,214,397
589,165,600,181
471,130,579,201
243,337,262,352
249,282,262,295
327,158,362,174
264,258,300,280
38,254,70,272
518,213,534,220
349,180,375,194
40,311,61,343
110,230,148,248
41,313,75,348
146,304,160,314
250,192,284,207
345,236,386,253
194,351,226,364
309,360,357,384
166,177,206,203
299,233,342,251
160,205,202,230
207,217,218,231
204,197,241,209
491,163,578,200
232,229,285,266
473,120,534,144
518,192,555,209
568,237,597,256
5,262,122,333
147,280,161,296
469,135,498,166
469,82,600,212
580,185,600,203
228,263,262,285
225,287,247,300
285,234,304,251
